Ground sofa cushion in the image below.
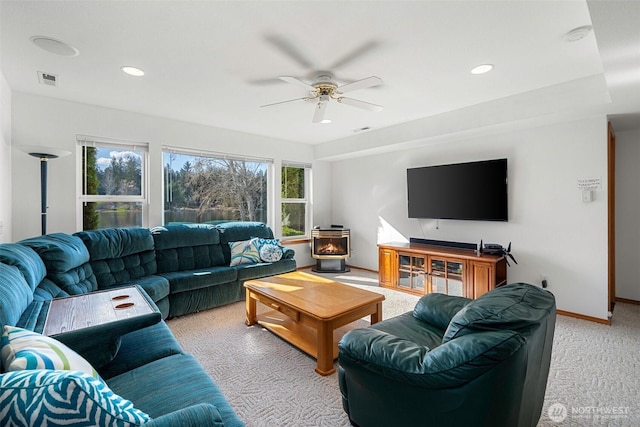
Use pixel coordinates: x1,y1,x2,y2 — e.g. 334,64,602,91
0,326,98,378
0,370,150,426
152,224,220,249
339,328,525,388
33,278,69,302
229,239,261,266
234,258,297,282
96,275,170,304
0,264,34,331
48,262,97,296
160,266,238,294
19,233,90,274
75,228,155,260
412,293,471,331
107,353,243,426
19,234,98,295
167,283,245,318
16,300,51,335
0,244,47,291
98,322,183,380
152,224,226,272
216,221,273,264
368,312,445,351
443,283,556,342
75,228,158,288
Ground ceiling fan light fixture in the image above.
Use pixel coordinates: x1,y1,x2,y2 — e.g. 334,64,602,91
471,64,494,75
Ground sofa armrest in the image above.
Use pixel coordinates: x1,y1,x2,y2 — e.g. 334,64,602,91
282,247,295,259
412,293,471,330
338,328,524,389
143,404,226,427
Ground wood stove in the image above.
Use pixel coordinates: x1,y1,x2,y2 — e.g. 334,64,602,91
312,227,350,272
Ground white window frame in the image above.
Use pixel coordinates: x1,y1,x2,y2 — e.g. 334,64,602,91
76,135,150,230
281,161,312,240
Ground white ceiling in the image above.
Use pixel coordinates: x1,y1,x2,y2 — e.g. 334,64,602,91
1,1,639,146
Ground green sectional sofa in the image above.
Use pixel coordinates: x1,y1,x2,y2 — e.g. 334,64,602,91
0,222,296,426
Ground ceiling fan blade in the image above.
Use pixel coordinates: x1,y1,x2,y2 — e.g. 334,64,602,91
260,97,311,108
338,97,383,112
264,34,314,69
329,40,382,70
312,102,328,123
279,76,316,91
338,76,383,93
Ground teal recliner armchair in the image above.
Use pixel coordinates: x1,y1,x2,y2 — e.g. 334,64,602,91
338,283,556,427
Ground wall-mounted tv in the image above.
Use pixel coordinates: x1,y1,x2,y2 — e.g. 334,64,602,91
407,158,508,221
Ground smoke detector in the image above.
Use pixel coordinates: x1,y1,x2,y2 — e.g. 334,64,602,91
37,71,58,87
30,36,79,56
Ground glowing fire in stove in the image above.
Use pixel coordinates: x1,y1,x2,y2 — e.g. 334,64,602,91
319,242,343,254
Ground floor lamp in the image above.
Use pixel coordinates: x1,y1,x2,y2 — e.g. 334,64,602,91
19,145,71,235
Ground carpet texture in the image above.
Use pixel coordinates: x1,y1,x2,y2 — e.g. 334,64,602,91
167,269,640,427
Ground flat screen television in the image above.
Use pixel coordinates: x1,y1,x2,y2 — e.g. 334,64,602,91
407,158,508,221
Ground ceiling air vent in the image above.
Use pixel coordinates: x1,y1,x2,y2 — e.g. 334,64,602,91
37,71,58,87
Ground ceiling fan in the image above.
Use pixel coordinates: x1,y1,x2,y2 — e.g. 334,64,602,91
260,74,383,123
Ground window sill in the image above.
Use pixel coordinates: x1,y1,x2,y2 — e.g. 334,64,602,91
282,238,311,245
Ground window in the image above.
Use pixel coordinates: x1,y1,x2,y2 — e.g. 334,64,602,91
163,148,270,225
78,136,148,230
281,163,310,238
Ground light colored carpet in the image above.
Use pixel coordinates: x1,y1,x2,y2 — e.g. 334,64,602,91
167,269,640,427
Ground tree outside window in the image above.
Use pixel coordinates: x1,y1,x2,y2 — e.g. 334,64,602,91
80,140,146,230
163,151,268,225
282,165,309,238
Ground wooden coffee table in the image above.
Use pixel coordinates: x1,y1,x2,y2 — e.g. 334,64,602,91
244,271,384,375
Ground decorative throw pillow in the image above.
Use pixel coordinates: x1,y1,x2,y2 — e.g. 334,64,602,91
253,237,282,251
0,326,98,378
0,369,150,426
259,244,283,262
229,239,261,266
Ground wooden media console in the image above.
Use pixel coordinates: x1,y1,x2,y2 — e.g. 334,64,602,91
378,242,507,299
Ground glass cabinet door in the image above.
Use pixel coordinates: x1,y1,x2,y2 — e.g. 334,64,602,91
397,254,426,292
428,258,465,297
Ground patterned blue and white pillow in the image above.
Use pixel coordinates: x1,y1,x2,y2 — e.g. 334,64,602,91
253,237,282,251
229,239,261,266
1,326,98,378
0,369,151,426
259,244,283,262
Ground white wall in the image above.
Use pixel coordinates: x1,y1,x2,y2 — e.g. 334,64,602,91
0,70,11,242
615,128,640,301
7,90,615,319
9,92,319,254
328,117,610,320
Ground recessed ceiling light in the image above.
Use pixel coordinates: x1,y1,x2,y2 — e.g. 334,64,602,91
320,119,332,124
30,36,79,56
565,25,593,42
121,66,145,77
471,64,494,75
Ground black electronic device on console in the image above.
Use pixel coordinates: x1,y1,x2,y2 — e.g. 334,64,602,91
479,240,518,266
